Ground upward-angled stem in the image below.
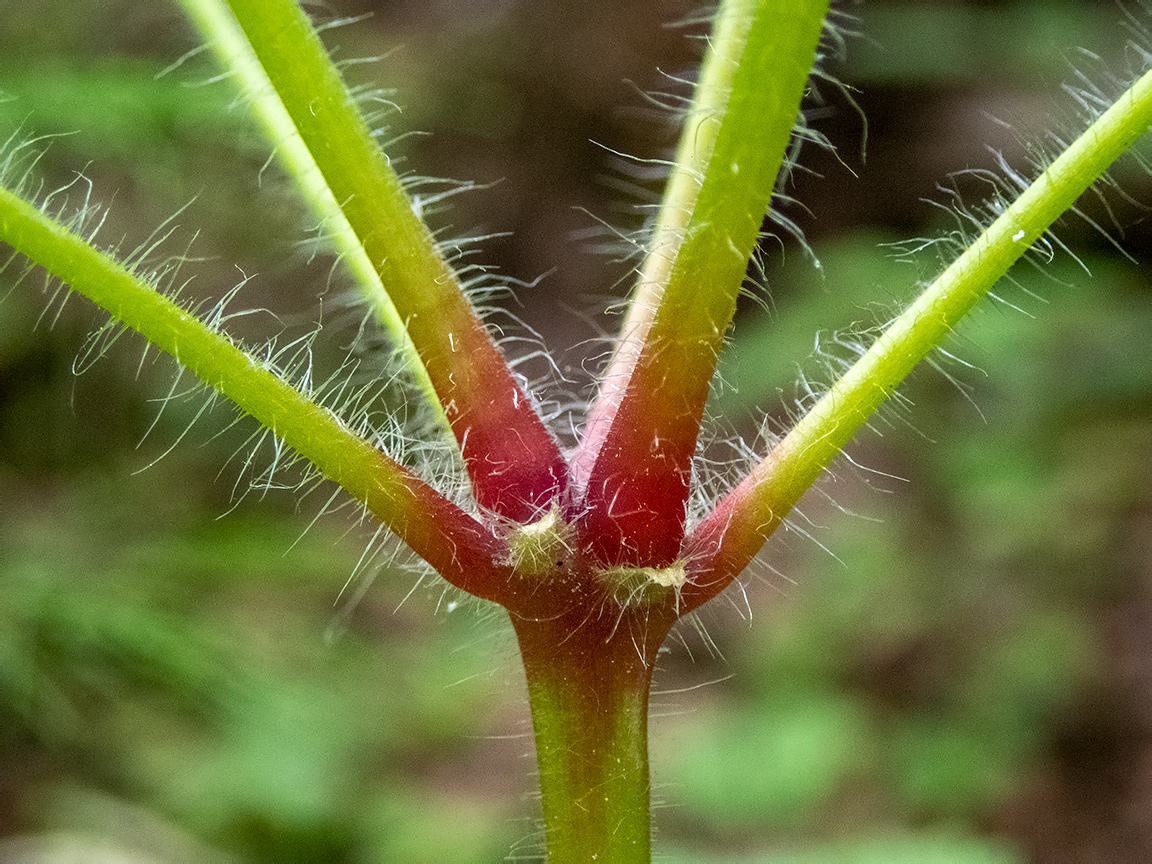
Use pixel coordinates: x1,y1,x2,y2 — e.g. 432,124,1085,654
681,65,1152,611
179,0,447,434
576,0,830,566
0,184,511,601
573,1,759,482
224,0,568,522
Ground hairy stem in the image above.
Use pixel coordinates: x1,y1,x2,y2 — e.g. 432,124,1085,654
511,601,674,862
0,184,512,599
681,65,1152,610
574,0,768,471
178,0,448,433
224,0,568,521
575,0,830,566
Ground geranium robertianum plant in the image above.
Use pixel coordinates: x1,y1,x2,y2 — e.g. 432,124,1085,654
2,0,1151,859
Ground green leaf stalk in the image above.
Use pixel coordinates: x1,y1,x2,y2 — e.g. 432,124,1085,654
2,0,1150,859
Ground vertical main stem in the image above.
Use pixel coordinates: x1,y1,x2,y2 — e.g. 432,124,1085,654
510,605,674,861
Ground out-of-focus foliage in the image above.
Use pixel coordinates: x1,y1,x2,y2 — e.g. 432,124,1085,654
655,244,1151,861
2,0,1150,861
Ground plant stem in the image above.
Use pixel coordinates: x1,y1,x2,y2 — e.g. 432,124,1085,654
682,65,1152,610
575,0,830,566
0,183,511,599
225,0,568,521
510,601,674,861
178,0,448,432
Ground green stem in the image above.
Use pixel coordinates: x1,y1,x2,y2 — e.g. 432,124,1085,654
177,0,448,432
223,0,569,521
0,183,512,599
681,66,1152,610
575,0,767,462
510,602,674,861
575,0,830,565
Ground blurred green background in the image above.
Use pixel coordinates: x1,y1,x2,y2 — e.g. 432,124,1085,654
2,1,1150,861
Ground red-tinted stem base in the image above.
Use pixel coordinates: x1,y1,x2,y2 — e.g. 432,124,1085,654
510,601,675,862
